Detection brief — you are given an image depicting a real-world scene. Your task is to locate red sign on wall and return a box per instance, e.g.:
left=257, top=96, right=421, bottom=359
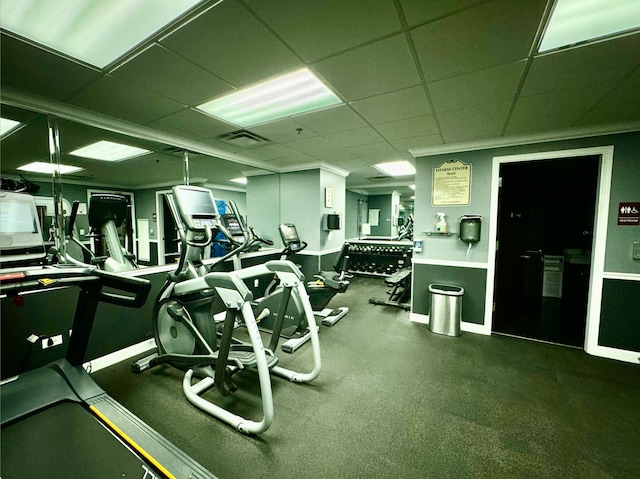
left=618, top=202, right=640, bottom=225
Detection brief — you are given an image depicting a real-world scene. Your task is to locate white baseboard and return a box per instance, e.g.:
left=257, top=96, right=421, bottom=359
left=409, top=312, right=491, bottom=335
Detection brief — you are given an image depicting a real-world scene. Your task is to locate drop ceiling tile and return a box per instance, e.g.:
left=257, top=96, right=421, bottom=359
left=325, top=158, right=371, bottom=170
left=309, top=147, right=357, bottom=163
left=324, top=127, right=385, bottom=148
left=347, top=141, right=399, bottom=161
left=68, top=75, right=184, bottom=124
left=245, top=0, right=401, bottom=62
left=350, top=86, right=431, bottom=124
left=506, top=82, right=614, bottom=135
left=575, top=76, right=640, bottom=128
left=146, top=108, right=234, bottom=139
left=389, top=134, right=443, bottom=152
left=522, top=34, right=640, bottom=97
left=249, top=119, right=319, bottom=143
left=285, top=136, right=337, bottom=155
left=438, top=101, right=511, bottom=143
left=429, top=60, right=526, bottom=113
left=161, top=1, right=301, bottom=87
left=112, top=45, right=231, bottom=106
left=399, top=0, right=485, bottom=27
left=241, top=144, right=299, bottom=161
left=411, top=0, right=546, bottom=82
left=294, top=105, right=367, bottom=135
left=313, top=34, right=421, bottom=101
left=374, top=115, right=439, bottom=140
left=1, top=34, right=102, bottom=100
left=265, top=153, right=317, bottom=167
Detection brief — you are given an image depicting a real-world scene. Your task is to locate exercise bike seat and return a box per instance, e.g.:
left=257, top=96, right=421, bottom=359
left=312, top=271, right=348, bottom=291
left=385, top=269, right=411, bottom=286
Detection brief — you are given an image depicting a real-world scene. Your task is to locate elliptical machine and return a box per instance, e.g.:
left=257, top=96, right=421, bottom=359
left=255, top=223, right=351, bottom=353
left=64, top=194, right=137, bottom=271
left=132, top=185, right=321, bottom=435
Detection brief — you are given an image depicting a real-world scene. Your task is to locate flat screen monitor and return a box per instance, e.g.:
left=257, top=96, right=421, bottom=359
left=0, top=191, right=46, bottom=267
left=172, top=185, right=218, bottom=231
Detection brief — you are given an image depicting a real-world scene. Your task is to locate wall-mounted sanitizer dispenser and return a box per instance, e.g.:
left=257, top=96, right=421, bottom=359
left=324, top=213, right=341, bottom=231
left=459, top=215, right=481, bottom=244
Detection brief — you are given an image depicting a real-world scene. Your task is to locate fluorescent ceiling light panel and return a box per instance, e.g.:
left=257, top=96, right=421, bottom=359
left=231, top=177, right=248, bottom=185
left=69, top=140, right=151, bottom=162
left=197, top=68, right=342, bottom=127
left=0, top=0, right=202, bottom=68
left=374, top=161, right=416, bottom=177
left=0, top=117, right=21, bottom=137
left=18, top=161, right=83, bottom=175
left=539, top=0, right=640, bottom=52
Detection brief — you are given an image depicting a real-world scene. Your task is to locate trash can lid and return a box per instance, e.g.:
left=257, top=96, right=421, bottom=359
left=428, top=283, right=464, bottom=295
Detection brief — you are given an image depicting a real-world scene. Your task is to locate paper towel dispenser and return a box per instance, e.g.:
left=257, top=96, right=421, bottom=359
left=459, top=215, right=481, bottom=244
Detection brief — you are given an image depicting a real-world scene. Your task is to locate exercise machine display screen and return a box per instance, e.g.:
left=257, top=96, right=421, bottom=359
left=221, top=214, right=242, bottom=236
left=279, top=224, right=299, bottom=244
left=0, top=196, right=38, bottom=233
left=172, top=185, right=219, bottom=231
left=0, top=191, right=46, bottom=267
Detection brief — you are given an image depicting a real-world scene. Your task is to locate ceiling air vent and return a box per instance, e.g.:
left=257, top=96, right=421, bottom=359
left=218, top=130, right=269, bottom=148
left=366, top=175, right=391, bottom=182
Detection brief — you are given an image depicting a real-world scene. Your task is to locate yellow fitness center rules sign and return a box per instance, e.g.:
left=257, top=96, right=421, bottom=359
left=432, top=160, right=471, bottom=206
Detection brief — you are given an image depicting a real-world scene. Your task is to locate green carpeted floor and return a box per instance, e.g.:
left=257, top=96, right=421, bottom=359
left=92, top=276, right=640, bottom=479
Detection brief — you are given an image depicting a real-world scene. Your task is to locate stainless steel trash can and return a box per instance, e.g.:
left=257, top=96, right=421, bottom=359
left=428, top=284, right=464, bottom=336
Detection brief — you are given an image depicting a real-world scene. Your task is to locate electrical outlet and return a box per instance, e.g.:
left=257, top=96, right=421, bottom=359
left=633, top=241, right=640, bottom=261
left=254, top=278, right=260, bottom=288
left=42, top=334, right=63, bottom=349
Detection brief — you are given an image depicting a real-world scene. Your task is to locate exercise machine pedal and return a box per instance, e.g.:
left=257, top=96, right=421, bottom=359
left=281, top=326, right=319, bottom=354
left=315, top=306, right=349, bottom=327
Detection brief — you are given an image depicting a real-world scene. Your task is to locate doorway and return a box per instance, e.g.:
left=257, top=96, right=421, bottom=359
left=492, top=156, right=599, bottom=347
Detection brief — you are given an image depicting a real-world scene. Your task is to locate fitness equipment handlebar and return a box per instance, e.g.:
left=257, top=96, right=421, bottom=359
left=0, top=265, right=151, bottom=308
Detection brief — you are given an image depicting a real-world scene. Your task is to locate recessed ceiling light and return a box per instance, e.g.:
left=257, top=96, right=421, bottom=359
left=0, top=0, right=203, bottom=68
left=0, top=117, right=22, bottom=138
left=18, top=161, right=83, bottom=175
left=231, top=177, right=248, bottom=185
left=196, top=68, right=342, bottom=127
left=69, top=140, right=151, bottom=162
left=374, top=161, right=416, bottom=177
left=539, top=0, right=640, bottom=52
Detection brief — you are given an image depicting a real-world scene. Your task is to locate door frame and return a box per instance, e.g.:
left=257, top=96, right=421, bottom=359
left=155, top=189, right=172, bottom=266
left=486, top=146, right=615, bottom=359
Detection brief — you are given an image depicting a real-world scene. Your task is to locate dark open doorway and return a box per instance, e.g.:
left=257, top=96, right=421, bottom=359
left=492, top=156, right=599, bottom=347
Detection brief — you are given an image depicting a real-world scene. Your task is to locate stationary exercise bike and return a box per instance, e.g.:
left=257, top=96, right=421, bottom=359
left=132, top=185, right=321, bottom=434
left=254, top=223, right=351, bottom=353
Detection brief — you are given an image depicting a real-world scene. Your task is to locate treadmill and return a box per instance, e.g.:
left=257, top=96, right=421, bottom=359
left=0, top=193, right=215, bottom=478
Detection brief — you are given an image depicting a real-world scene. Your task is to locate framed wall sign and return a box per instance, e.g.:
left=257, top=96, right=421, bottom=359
left=432, top=159, right=471, bottom=206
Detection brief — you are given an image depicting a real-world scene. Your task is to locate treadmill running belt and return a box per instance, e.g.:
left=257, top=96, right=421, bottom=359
left=1, top=402, right=157, bottom=478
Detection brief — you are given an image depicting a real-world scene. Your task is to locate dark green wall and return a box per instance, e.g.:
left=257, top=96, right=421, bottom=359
left=413, top=264, right=487, bottom=325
